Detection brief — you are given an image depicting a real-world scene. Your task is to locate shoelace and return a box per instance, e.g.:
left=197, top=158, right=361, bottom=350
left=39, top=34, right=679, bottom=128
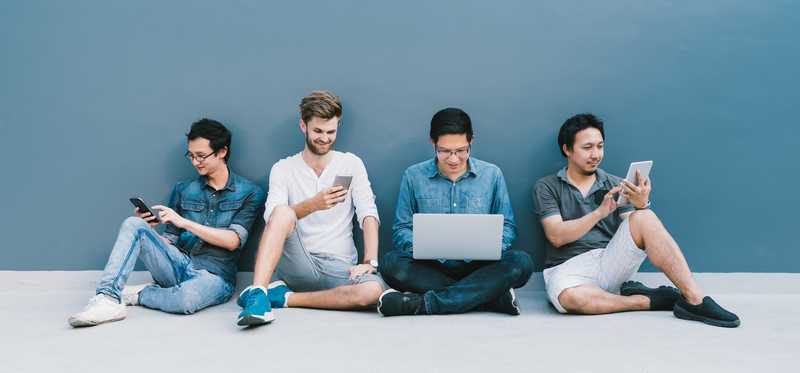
left=245, top=290, right=265, bottom=309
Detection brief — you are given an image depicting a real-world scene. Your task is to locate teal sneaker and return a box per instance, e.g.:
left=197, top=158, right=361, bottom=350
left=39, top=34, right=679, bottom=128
left=268, top=281, right=293, bottom=308
left=236, top=286, right=274, bottom=327
left=236, top=286, right=254, bottom=308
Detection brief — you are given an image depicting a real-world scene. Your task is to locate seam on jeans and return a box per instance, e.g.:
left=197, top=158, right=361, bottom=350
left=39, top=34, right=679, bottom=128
left=112, top=233, right=141, bottom=291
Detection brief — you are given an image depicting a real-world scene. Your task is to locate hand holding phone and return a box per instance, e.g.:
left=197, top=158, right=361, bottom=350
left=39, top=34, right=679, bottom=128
left=333, top=175, right=353, bottom=190
left=130, top=197, right=161, bottom=224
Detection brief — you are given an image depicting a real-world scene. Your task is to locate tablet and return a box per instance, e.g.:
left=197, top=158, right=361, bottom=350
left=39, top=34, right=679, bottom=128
left=617, top=161, right=653, bottom=205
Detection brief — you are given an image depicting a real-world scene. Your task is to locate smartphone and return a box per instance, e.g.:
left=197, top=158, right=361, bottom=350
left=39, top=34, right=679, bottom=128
left=129, top=197, right=161, bottom=222
left=617, top=161, right=653, bottom=205
left=333, top=175, right=353, bottom=191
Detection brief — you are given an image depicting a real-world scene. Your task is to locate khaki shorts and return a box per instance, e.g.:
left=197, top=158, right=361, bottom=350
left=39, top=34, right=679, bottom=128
left=543, top=217, right=647, bottom=313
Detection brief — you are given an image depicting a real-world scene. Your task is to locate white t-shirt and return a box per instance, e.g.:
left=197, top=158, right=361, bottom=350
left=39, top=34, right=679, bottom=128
left=263, top=151, right=380, bottom=262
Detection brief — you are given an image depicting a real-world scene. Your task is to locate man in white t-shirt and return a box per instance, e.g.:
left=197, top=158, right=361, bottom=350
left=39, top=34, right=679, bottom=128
left=236, top=91, right=386, bottom=326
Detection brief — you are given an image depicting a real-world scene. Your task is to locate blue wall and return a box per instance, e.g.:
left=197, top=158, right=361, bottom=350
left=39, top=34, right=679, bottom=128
left=2, top=1, right=798, bottom=272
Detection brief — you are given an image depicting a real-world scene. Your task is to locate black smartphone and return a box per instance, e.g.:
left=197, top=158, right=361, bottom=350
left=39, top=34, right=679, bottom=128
left=129, top=197, right=161, bottom=223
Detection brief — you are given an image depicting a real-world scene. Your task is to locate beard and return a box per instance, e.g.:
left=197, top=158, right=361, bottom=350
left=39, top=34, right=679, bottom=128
left=306, top=134, right=333, bottom=156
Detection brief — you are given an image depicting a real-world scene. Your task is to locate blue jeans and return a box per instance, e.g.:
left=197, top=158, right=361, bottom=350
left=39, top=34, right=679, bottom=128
left=381, top=249, right=534, bottom=315
left=96, top=217, right=234, bottom=314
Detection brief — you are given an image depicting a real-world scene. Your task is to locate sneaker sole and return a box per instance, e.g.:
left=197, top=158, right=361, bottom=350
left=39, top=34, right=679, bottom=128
left=268, top=280, right=287, bottom=290
left=376, top=289, right=399, bottom=317
left=68, top=315, right=126, bottom=328
left=237, top=312, right=275, bottom=327
left=673, top=304, right=741, bottom=328
left=509, top=288, right=521, bottom=316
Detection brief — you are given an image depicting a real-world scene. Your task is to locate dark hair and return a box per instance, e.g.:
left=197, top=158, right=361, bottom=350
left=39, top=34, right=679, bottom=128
left=186, top=118, right=232, bottom=162
left=299, top=91, right=342, bottom=124
left=557, top=113, right=605, bottom=157
left=430, top=108, right=473, bottom=143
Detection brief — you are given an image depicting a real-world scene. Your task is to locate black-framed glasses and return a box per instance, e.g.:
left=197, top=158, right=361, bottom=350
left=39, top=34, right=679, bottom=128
left=435, top=145, right=471, bottom=159
left=185, top=151, right=218, bottom=163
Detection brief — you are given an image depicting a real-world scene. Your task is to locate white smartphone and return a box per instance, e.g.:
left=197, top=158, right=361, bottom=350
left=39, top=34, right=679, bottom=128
left=617, top=161, right=653, bottom=205
left=333, top=175, right=353, bottom=190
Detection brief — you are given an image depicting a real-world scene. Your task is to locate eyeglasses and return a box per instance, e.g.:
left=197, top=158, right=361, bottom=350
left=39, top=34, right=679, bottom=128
left=185, top=151, right=218, bottom=163
left=435, top=145, right=471, bottom=159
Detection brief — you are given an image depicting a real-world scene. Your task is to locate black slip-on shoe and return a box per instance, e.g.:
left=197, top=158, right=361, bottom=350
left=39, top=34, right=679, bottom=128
left=377, top=289, right=424, bottom=317
left=484, top=288, right=521, bottom=316
left=673, top=296, right=741, bottom=328
left=620, top=281, right=681, bottom=311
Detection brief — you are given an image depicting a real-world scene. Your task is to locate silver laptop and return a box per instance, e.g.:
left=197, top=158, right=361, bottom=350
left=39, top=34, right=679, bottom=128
left=412, top=213, right=504, bottom=260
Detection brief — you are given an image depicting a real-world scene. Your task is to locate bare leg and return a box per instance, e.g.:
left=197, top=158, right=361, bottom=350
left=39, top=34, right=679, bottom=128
left=252, top=206, right=296, bottom=288
left=287, top=282, right=383, bottom=310
left=627, top=210, right=704, bottom=304
left=559, top=284, right=649, bottom=314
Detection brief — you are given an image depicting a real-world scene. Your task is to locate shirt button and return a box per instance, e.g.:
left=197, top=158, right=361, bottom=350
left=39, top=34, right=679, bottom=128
left=453, top=203, right=457, bottom=207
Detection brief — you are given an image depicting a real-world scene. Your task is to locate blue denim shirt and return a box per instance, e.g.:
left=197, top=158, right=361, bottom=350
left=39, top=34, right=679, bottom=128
left=392, top=157, right=517, bottom=255
left=162, top=170, right=266, bottom=284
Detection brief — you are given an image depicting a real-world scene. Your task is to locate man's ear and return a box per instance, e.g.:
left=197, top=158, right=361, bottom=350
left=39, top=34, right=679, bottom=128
left=299, top=119, right=307, bottom=135
left=562, top=144, right=572, bottom=157
left=217, top=146, right=228, bottom=161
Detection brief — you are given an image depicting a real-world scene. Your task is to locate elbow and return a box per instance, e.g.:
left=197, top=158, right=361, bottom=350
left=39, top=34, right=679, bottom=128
left=545, top=234, right=563, bottom=248
left=223, top=237, right=241, bottom=251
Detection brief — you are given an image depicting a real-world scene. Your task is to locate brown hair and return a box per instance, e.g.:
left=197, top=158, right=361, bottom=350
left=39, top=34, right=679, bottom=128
left=299, top=90, right=342, bottom=124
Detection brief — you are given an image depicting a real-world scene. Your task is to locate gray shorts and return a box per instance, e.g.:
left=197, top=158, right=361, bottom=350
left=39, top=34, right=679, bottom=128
left=543, top=217, right=647, bottom=313
left=275, top=231, right=388, bottom=292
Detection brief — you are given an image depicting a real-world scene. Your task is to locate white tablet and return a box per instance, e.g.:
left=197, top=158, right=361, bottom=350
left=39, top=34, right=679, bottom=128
left=617, top=160, right=653, bottom=205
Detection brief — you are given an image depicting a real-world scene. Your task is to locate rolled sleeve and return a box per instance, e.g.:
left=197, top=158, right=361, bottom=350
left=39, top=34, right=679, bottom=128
left=227, top=223, right=249, bottom=250
left=391, top=171, right=415, bottom=253
left=533, top=180, right=562, bottom=219
left=491, top=169, right=517, bottom=251
left=229, top=187, right=267, bottom=250
left=263, top=162, right=289, bottom=223
left=351, top=156, right=380, bottom=229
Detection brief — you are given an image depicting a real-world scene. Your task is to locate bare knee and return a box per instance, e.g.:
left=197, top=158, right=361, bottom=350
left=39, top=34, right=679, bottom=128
left=558, top=287, right=592, bottom=314
left=627, top=209, right=659, bottom=248
left=345, top=283, right=382, bottom=307
left=267, top=206, right=297, bottom=233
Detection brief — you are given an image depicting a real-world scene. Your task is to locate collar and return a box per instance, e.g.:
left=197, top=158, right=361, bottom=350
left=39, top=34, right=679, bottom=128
left=200, top=168, right=237, bottom=192
left=557, top=166, right=613, bottom=193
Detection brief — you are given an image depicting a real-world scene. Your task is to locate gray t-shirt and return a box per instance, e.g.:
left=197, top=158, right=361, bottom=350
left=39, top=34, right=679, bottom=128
left=532, top=167, right=634, bottom=268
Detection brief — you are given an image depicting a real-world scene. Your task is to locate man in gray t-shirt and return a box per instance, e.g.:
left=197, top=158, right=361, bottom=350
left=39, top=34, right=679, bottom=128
left=532, top=113, right=739, bottom=328
left=534, top=167, right=634, bottom=269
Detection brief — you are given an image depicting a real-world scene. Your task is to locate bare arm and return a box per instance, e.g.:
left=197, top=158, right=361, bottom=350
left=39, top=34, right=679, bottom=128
left=361, top=216, right=379, bottom=262
left=540, top=186, right=621, bottom=248
left=291, top=186, right=347, bottom=220
left=152, top=205, right=241, bottom=251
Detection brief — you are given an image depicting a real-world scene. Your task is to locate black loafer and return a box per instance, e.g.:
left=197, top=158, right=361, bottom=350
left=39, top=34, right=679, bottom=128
left=620, top=281, right=681, bottom=311
left=673, top=296, right=741, bottom=328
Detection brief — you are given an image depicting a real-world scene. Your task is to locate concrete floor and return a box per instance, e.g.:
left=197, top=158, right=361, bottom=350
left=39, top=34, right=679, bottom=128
left=1, top=271, right=797, bottom=373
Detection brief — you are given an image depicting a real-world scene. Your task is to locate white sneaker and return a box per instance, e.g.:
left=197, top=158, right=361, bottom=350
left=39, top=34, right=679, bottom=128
left=122, top=283, right=153, bottom=306
left=68, top=294, right=127, bottom=327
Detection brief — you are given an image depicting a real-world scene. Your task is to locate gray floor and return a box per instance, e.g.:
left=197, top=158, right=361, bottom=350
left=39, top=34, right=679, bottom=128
left=2, top=271, right=798, bottom=373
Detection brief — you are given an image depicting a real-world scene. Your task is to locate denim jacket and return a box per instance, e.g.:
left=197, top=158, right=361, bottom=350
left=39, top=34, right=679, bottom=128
left=163, top=170, right=266, bottom=284
left=392, top=157, right=517, bottom=254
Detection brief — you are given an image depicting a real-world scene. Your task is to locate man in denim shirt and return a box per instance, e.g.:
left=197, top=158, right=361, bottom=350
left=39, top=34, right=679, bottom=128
left=69, top=119, right=266, bottom=327
left=378, top=108, right=533, bottom=316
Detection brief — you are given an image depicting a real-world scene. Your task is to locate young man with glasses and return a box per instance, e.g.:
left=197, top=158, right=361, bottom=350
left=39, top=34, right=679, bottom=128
left=236, top=91, right=386, bottom=326
left=68, top=119, right=266, bottom=327
left=377, top=108, right=534, bottom=316
left=533, top=113, right=739, bottom=327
